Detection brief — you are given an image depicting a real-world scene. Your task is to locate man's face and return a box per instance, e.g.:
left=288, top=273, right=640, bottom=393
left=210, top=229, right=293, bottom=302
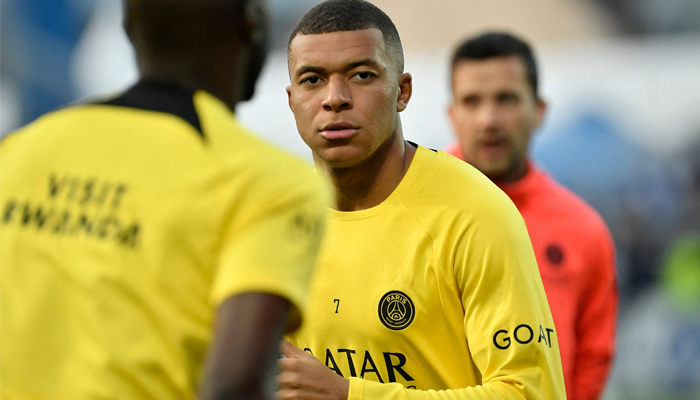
left=448, top=55, right=545, bottom=181
left=287, top=28, right=410, bottom=169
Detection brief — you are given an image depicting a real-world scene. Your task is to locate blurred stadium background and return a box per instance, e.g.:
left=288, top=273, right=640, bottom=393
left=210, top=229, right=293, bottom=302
left=2, top=0, right=699, bottom=398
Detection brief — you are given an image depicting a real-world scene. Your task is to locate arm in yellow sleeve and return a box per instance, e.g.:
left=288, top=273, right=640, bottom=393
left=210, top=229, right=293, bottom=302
left=347, top=194, right=566, bottom=400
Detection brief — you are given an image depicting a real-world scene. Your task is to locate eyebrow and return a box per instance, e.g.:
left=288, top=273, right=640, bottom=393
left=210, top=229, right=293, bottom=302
left=294, top=59, right=381, bottom=78
left=295, top=65, right=326, bottom=78
left=345, top=59, right=380, bottom=71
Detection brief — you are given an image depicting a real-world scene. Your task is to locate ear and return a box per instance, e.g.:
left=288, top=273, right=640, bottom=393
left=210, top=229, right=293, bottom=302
left=242, top=0, right=269, bottom=44
left=535, top=97, right=547, bottom=128
left=396, top=73, right=412, bottom=112
left=122, top=2, right=134, bottom=44
left=286, top=86, right=294, bottom=112
left=447, top=103, right=457, bottom=130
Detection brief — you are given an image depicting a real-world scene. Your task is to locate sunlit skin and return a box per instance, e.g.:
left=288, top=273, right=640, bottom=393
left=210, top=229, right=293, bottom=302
left=287, top=28, right=414, bottom=211
left=448, top=55, right=546, bottom=182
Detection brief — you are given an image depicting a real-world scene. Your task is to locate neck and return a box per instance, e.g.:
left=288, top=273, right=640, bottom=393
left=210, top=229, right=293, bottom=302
left=489, top=159, right=529, bottom=185
left=137, top=49, right=243, bottom=112
left=318, top=120, right=417, bottom=212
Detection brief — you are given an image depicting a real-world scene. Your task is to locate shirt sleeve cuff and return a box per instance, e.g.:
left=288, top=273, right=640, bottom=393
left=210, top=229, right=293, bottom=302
left=348, top=377, right=365, bottom=400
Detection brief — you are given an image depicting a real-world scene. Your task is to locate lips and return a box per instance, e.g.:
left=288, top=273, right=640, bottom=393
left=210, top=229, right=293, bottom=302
left=478, top=133, right=509, bottom=147
left=478, top=137, right=509, bottom=159
left=320, top=122, right=359, bottom=140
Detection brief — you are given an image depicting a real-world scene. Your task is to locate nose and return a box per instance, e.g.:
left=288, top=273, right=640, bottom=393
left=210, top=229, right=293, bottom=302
left=476, top=102, right=499, bottom=131
left=322, top=76, right=352, bottom=112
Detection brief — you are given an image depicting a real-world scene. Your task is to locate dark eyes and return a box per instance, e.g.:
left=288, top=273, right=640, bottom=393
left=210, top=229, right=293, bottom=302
left=461, top=93, right=520, bottom=107
left=299, top=71, right=375, bottom=86
left=301, top=76, right=320, bottom=85
left=460, top=92, right=520, bottom=108
left=461, top=96, right=479, bottom=107
left=498, top=93, right=519, bottom=104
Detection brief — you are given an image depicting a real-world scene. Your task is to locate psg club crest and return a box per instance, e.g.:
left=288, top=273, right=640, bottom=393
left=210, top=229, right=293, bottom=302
left=546, top=243, right=565, bottom=267
left=378, top=291, right=415, bottom=331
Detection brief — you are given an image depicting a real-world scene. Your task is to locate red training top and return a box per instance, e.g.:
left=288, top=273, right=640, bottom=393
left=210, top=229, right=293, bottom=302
left=446, top=143, right=618, bottom=400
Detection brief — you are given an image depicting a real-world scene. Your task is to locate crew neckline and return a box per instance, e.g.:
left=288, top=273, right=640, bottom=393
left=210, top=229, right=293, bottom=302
left=328, top=145, right=436, bottom=221
left=496, top=162, right=544, bottom=200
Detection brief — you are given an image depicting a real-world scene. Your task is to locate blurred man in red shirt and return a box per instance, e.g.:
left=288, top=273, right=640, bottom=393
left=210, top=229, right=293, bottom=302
left=446, top=32, right=618, bottom=400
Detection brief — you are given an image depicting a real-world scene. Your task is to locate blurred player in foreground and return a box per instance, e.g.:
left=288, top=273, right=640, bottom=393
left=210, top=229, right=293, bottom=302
left=0, top=0, right=328, bottom=399
left=277, top=1, right=566, bottom=398
left=446, top=32, right=618, bottom=400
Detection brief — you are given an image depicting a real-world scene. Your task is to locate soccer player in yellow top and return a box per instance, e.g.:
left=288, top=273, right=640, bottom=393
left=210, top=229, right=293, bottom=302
left=0, top=1, right=327, bottom=399
left=277, top=1, right=566, bottom=399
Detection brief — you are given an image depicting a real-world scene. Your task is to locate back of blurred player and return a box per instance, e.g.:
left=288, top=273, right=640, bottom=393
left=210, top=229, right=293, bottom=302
left=0, top=1, right=327, bottom=399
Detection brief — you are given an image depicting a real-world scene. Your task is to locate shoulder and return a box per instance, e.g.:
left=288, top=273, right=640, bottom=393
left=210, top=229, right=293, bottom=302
left=537, top=171, right=612, bottom=243
left=402, top=148, right=525, bottom=242
left=201, top=114, right=324, bottom=212
left=410, top=148, right=517, bottom=215
left=1, top=104, right=95, bottom=150
left=215, top=127, right=316, bottom=196
left=239, top=140, right=321, bottom=201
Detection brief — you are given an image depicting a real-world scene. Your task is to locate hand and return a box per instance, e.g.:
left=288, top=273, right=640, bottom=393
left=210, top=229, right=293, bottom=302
left=278, top=340, right=350, bottom=400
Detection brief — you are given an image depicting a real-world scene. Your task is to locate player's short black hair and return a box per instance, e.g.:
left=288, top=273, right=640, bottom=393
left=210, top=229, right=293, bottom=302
left=452, top=32, right=539, bottom=98
left=288, top=0, right=404, bottom=73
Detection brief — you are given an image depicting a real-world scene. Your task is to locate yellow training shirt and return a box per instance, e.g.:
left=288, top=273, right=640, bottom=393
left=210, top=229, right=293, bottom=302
left=1, top=80, right=327, bottom=400
left=287, top=145, right=566, bottom=399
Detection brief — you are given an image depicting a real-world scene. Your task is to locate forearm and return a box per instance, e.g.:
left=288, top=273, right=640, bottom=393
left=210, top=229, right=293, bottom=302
left=201, top=294, right=289, bottom=400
